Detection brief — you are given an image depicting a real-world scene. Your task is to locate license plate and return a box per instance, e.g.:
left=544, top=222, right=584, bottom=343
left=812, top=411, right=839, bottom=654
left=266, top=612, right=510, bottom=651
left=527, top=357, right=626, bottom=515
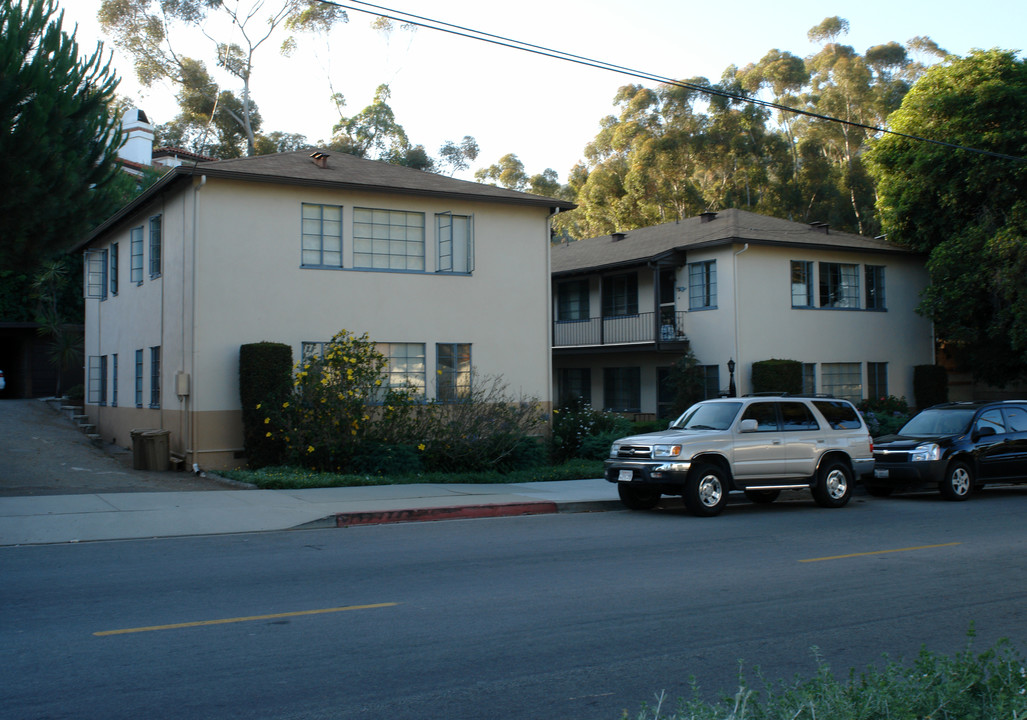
left=874, top=469, right=889, bottom=479
left=618, top=469, right=634, bottom=482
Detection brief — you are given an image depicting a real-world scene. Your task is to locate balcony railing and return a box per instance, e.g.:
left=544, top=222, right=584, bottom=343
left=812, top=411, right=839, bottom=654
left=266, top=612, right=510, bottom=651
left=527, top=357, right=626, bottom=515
left=553, top=311, right=688, bottom=348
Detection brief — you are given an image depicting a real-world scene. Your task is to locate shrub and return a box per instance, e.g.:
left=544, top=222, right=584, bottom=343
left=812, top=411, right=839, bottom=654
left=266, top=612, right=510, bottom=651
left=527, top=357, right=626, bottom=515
left=752, top=359, right=803, bottom=395
left=239, top=342, right=292, bottom=468
left=859, top=395, right=911, bottom=437
left=551, top=398, right=631, bottom=462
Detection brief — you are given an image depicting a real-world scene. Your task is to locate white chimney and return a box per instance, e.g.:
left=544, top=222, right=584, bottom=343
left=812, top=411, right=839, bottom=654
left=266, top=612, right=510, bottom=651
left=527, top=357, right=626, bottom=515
left=119, top=108, right=154, bottom=166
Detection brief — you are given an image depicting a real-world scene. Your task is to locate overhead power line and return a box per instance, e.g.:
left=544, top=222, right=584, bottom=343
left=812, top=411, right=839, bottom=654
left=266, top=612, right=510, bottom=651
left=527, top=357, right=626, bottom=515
left=320, top=0, right=1026, bottom=164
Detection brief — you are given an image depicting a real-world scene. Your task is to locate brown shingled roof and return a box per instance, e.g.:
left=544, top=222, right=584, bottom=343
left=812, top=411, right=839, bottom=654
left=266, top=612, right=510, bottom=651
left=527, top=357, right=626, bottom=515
left=551, top=208, right=918, bottom=276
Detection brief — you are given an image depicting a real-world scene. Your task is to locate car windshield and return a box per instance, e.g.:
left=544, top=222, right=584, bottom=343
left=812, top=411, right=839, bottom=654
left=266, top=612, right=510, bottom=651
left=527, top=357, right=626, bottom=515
left=899, top=408, right=975, bottom=437
left=670, top=402, right=742, bottom=431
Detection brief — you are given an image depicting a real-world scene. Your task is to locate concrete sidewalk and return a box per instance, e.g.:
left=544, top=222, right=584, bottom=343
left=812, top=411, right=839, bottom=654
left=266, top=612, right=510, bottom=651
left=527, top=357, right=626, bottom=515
left=0, top=479, right=621, bottom=546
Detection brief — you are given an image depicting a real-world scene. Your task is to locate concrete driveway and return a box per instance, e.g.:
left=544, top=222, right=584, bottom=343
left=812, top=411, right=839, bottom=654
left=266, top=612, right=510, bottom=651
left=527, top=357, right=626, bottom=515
left=0, top=399, right=243, bottom=496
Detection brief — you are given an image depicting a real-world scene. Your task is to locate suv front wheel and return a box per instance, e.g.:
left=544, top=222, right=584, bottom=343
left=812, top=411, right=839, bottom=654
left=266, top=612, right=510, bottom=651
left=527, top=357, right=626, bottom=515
left=684, top=464, right=729, bottom=517
left=939, top=460, right=973, bottom=501
left=812, top=461, right=853, bottom=508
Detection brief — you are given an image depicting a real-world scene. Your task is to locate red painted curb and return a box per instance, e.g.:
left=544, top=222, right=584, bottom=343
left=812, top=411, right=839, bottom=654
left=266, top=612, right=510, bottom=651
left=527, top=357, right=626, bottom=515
left=333, top=501, right=559, bottom=527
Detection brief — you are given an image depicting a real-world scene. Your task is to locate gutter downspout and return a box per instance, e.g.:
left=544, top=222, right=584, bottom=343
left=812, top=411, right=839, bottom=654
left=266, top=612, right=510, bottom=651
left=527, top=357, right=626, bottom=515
left=732, top=243, right=750, bottom=394
left=546, top=207, right=560, bottom=414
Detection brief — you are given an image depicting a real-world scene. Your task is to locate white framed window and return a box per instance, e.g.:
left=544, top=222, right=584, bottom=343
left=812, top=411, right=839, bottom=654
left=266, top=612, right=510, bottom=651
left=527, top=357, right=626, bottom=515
left=436, top=343, right=471, bottom=402
left=822, top=362, right=862, bottom=403
left=353, top=208, right=425, bottom=271
left=688, top=260, right=717, bottom=310
left=87, top=355, right=106, bottom=404
left=436, top=213, right=473, bottom=273
left=149, top=215, right=162, bottom=278
left=819, top=263, right=860, bottom=309
left=130, top=227, right=144, bottom=284
left=378, top=342, right=426, bottom=398
left=301, top=203, right=343, bottom=268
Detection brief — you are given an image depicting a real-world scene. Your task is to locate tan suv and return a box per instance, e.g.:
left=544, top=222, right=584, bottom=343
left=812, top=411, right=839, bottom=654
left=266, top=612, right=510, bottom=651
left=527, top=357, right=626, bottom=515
left=605, top=395, right=874, bottom=516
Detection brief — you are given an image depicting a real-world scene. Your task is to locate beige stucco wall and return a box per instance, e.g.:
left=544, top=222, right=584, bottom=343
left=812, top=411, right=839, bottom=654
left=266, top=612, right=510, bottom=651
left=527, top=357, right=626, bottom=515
left=85, top=175, right=554, bottom=468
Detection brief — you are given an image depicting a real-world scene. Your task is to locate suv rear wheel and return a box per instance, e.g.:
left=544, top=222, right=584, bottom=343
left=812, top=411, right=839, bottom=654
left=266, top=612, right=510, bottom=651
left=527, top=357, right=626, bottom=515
left=812, top=461, right=853, bottom=508
left=618, top=484, right=660, bottom=510
left=684, top=464, right=729, bottom=517
left=939, top=460, right=973, bottom=501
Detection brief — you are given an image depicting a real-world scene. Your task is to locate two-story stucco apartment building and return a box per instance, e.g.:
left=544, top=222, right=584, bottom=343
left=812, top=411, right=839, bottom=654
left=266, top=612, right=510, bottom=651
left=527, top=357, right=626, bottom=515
left=551, top=209, right=934, bottom=418
left=75, top=149, right=574, bottom=470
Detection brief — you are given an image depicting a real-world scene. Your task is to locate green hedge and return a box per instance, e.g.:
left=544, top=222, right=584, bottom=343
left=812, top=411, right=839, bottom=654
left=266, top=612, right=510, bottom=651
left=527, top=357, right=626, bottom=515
left=239, top=342, right=293, bottom=468
left=751, top=359, right=803, bottom=395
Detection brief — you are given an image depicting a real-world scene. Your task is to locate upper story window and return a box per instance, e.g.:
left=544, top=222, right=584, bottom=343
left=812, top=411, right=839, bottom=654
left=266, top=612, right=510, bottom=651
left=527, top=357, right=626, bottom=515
left=84, top=248, right=108, bottom=300
left=436, top=213, right=473, bottom=273
left=819, top=262, right=860, bottom=309
left=110, top=243, right=119, bottom=296
left=301, top=203, right=343, bottom=268
left=865, top=265, right=886, bottom=310
left=354, top=208, right=425, bottom=271
left=148, top=215, right=162, bottom=278
left=602, top=273, right=638, bottom=317
left=791, top=260, right=813, bottom=307
left=130, top=226, right=144, bottom=284
left=688, top=260, right=717, bottom=310
left=557, top=280, right=590, bottom=321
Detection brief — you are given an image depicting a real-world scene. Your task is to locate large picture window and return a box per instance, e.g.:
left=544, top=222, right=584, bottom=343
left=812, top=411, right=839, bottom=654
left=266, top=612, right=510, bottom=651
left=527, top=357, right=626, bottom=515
left=602, top=274, right=638, bottom=317
left=436, top=213, right=472, bottom=273
left=436, top=343, right=471, bottom=402
left=558, top=368, right=591, bottom=407
left=378, top=342, right=426, bottom=398
left=301, top=203, right=343, bottom=268
left=822, top=362, right=862, bottom=403
left=819, top=263, right=860, bottom=308
left=688, top=260, right=717, bottom=309
left=354, top=208, right=425, bottom=271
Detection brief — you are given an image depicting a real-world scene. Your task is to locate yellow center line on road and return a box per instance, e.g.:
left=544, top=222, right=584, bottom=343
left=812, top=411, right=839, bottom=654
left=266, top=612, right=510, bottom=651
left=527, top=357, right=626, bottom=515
left=800, top=542, right=961, bottom=563
left=94, top=602, right=400, bottom=637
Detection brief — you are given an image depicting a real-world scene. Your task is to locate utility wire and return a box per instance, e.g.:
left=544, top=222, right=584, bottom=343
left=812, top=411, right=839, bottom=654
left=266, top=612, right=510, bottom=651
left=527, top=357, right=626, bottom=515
left=322, top=0, right=1026, bottom=164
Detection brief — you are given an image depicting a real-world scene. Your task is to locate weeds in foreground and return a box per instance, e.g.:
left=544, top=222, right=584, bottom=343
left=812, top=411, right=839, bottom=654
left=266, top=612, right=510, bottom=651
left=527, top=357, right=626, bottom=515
left=625, top=634, right=1027, bottom=720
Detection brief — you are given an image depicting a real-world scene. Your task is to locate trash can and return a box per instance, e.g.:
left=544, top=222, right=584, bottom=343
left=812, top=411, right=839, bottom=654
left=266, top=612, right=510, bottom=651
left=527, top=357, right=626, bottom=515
left=130, top=428, right=169, bottom=471
left=143, top=429, right=171, bottom=472
left=130, top=428, right=152, bottom=470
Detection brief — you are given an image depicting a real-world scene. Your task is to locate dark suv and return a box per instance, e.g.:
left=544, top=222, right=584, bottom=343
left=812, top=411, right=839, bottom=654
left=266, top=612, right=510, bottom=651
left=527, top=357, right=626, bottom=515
left=869, top=401, right=1027, bottom=500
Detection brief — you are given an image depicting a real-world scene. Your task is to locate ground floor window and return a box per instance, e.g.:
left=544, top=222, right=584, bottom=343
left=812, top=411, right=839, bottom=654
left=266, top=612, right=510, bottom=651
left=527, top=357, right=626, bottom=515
left=135, top=349, right=143, bottom=407
left=867, top=362, right=888, bottom=401
left=436, top=343, right=471, bottom=402
left=603, top=367, right=640, bottom=413
left=87, top=355, right=107, bottom=405
left=149, top=346, right=161, bottom=408
left=702, top=365, right=721, bottom=399
left=558, top=368, right=591, bottom=407
left=803, top=364, right=817, bottom=395
left=822, top=362, right=862, bottom=403
left=378, top=342, right=426, bottom=398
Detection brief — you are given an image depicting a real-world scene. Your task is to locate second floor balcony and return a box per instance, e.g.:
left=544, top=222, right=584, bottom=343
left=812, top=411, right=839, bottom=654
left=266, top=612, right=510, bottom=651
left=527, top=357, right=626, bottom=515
left=553, top=310, right=688, bottom=350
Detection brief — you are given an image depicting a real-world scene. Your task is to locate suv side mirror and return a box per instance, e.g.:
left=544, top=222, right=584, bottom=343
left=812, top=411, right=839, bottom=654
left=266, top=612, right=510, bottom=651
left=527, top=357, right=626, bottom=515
left=739, top=419, right=758, bottom=433
left=974, top=425, right=997, bottom=440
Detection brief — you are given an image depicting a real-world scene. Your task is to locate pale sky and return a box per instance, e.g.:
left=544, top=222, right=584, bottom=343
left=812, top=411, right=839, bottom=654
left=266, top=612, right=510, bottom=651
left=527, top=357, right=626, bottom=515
left=57, top=0, right=1026, bottom=182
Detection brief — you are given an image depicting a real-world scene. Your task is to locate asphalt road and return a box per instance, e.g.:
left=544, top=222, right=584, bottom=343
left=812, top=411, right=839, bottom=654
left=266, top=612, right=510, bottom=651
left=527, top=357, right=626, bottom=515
left=3, top=488, right=1026, bottom=719
left=0, top=399, right=241, bottom=495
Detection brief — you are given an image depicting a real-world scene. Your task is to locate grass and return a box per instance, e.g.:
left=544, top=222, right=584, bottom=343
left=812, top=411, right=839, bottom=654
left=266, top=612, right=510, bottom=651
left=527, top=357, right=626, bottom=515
left=626, top=634, right=1026, bottom=720
left=218, top=458, right=606, bottom=489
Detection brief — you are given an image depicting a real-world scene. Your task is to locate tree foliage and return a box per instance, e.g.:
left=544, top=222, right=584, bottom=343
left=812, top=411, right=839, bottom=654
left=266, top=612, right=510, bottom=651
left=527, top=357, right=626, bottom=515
left=866, top=49, right=1027, bottom=385
left=0, top=0, right=125, bottom=280
left=97, top=0, right=346, bottom=156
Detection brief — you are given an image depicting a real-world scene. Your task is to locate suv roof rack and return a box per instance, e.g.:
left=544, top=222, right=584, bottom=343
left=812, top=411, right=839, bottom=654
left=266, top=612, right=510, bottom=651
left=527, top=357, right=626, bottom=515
left=742, top=392, right=838, bottom=399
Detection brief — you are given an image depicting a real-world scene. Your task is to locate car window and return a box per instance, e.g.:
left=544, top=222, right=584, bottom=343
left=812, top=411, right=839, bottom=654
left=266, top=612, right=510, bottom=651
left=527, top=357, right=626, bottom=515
left=781, top=402, right=819, bottom=431
left=812, top=400, right=861, bottom=430
left=900, top=408, right=974, bottom=436
left=1004, top=406, right=1027, bottom=433
left=976, top=409, right=1006, bottom=435
left=671, top=402, right=742, bottom=431
left=741, top=402, right=780, bottom=431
